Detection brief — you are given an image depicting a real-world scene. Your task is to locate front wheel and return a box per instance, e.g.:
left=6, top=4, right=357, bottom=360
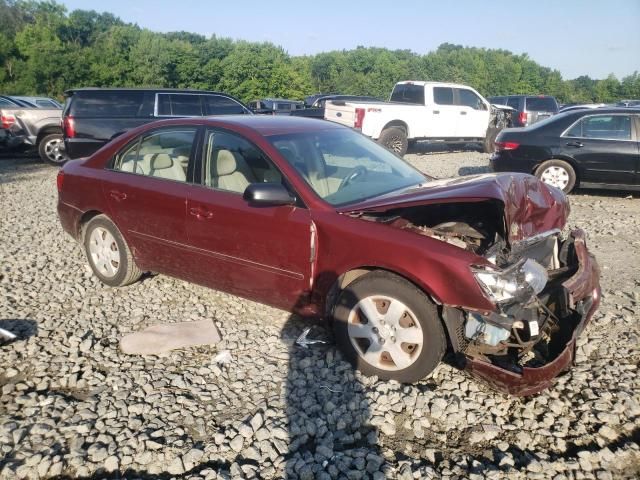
left=535, top=159, right=576, bottom=193
left=378, top=127, right=408, bottom=156
left=332, top=271, right=446, bottom=383
left=83, top=215, right=142, bottom=287
left=38, top=133, right=68, bottom=166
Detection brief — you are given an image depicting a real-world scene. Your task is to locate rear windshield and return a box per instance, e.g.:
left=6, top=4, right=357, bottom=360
left=390, top=84, right=425, bottom=105
left=69, top=91, right=146, bottom=117
left=525, top=97, right=558, bottom=112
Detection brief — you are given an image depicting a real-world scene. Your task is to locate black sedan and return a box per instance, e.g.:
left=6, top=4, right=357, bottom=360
left=491, top=108, right=640, bottom=193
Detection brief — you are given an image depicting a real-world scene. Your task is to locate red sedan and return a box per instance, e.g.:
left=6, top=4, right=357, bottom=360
left=57, top=116, right=600, bottom=395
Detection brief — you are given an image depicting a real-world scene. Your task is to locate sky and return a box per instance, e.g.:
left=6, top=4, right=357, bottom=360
left=59, top=0, right=640, bottom=80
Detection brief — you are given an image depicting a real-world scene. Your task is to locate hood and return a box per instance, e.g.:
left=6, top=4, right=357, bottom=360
left=339, top=173, right=569, bottom=243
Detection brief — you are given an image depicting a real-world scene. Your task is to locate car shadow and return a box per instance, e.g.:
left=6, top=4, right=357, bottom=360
left=408, top=142, right=482, bottom=156
left=0, top=318, right=38, bottom=343
left=458, top=165, right=492, bottom=176
left=282, top=279, right=385, bottom=478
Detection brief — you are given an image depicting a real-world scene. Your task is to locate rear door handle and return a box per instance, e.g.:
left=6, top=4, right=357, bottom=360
left=189, top=207, right=214, bottom=220
left=109, top=190, right=127, bottom=201
left=433, top=110, right=440, bottom=114
left=460, top=111, right=467, bottom=115
left=566, top=141, right=584, bottom=148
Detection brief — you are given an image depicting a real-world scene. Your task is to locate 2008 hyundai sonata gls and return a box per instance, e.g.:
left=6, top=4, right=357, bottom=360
left=57, top=116, right=600, bottom=395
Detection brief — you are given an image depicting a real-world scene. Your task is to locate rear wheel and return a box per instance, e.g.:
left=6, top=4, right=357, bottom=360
left=378, top=127, right=408, bottom=156
left=38, top=133, right=68, bottom=166
left=83, top=215, right=142, bottom=287
left=332, top=270, right=446, bottom=383
left=535, top=159, right=576, bottom=193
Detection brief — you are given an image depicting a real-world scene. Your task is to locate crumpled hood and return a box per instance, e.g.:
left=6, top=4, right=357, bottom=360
left=340, top=173, right=569, bottom=243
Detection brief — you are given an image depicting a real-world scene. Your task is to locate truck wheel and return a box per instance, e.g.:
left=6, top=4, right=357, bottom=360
left=535, top=159, right=576, bottom=193
left=332, top=270, right=446, bottom=383
left=39, top=133, right=68, bottom=166
left=378, top=127, right=408, bottom=156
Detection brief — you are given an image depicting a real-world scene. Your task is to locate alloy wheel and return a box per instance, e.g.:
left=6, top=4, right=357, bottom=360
left=347, top=295, right=423, bottom=371
left=44, top=138, right=67, bottom=164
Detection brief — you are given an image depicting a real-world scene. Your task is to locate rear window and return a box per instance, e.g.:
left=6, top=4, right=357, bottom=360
left=69, top=91, right=145, bottom=117
left=157, top=94, right=203, bottom=116
left=390, top=84, right=425, bottom=105
left=525, top=97, right=558, bottom=112
left=204, top=95, right=247, bottom=115
left=433, top=87, right=454, bottom=106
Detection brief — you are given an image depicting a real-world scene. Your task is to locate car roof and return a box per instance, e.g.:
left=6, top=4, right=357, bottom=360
left=64, top=87, right=234, bottom=96
left=147, top=115, right=344, bottom=136
left=395, top=81, right=475, bottom=89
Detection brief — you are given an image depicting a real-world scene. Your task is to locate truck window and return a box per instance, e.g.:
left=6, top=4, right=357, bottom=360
left=70, top=91, right=145, bottom=117
left=506, top=98, right=520, bottom=110
left=157, top=94, right=203, bottom=116
left=525, top=97, right=558, bottom=112
left=390, top=84, right=425, bottom=105
left=204, top=95, right=247, bottom=115
left=433, top=87, right=454, bottom=105
left=456, top=89, right=484, bottom=109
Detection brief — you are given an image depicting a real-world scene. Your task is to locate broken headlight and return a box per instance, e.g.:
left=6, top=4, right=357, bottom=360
left=472, top=258, right=548, bottom=304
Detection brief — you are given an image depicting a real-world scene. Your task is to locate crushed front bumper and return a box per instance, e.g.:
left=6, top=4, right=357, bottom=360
left=464, top=229, right=600, bottom=396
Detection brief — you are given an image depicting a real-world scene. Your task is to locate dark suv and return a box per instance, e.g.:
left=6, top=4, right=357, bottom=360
left=488, top=95, right=559, bottom=127
left=62, top=88, right=250, bottom=159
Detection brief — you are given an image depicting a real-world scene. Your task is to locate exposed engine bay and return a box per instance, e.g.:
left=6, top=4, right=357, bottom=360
left=352, top=200, right=593, bottom=376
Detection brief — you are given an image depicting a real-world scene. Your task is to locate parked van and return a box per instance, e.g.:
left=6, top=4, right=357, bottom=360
left=62, top=88, right=251, bottom=159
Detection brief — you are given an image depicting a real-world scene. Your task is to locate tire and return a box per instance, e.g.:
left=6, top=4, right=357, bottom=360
left=535, top=159, right=576, bottom=193
left=83, top=215, right=142, bottom=287
left=378, top=127, right=408, bottom=156
left=38, top=133, right=68, bottom=166
left=332, top=270, right=446, bottom=383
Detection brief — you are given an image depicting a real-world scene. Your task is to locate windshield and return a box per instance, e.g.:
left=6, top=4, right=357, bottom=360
left=268, top=128, right=426, bottom=206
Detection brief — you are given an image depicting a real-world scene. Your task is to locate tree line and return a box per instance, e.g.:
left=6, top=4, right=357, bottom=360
left=1, top=0, right=639, bottom=105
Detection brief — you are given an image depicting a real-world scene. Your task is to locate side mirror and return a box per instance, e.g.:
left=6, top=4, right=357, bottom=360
left=243, top=183, right=296, bottom=207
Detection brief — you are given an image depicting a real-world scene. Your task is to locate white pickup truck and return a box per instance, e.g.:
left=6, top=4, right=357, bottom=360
left=325, top=81, right=512, bottom=156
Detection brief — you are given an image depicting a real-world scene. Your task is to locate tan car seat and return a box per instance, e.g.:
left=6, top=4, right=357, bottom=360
left=211, top=149, right=256, bottom=192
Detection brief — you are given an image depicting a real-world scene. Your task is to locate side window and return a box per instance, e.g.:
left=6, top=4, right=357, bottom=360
left=457, top=89, right=484, bottom=110
left=156, top=94, right=203, bottom=116
left=114, top=128, right=196, bottom=182
left=204, top=95, right=247, bottom=115
left=565, top=119, right=583, bottom=137
left=581, top=115, right=632, bottom=140
left=203, top=130, right=282, bottom=193
left=433, top=87, right=454, bottom=105
left=506, top=98, right=520, bottom=110
left=70, top=91, right=145, bottom=117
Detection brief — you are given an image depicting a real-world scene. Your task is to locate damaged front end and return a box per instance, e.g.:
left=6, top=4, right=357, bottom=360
left=349, top=185, right=600, bottom=395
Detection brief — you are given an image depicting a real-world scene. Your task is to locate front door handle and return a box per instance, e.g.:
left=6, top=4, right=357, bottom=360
left=189, top=207, right=214, bottom=220
left=109, top=190, right=127, bottom=201
left=566, top=141, right=584, bottom=148
left=433, top=110, right=440, bottom=114
left=460, top=111, right=467, bottom=115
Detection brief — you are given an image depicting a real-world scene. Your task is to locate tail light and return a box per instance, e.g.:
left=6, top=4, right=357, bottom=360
left=354, top=108, right=365, bottom=129
left=56, top=170, right=64, bottom=192
left=1, top=114, right=16, bottom=129
left=63, top=115, right=76, bottom=138
left=518, top=111, right=528, bottom=126
left=494, top=141, right=520, bottom=151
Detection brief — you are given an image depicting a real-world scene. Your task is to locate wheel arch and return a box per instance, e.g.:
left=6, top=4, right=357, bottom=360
left=323, top=265, right=452, bottom=347
left=36, top=126, right=63, bottom=146
left=76, top=209, right=105, bottom=240
left=381, top=120, right=409, bottom=138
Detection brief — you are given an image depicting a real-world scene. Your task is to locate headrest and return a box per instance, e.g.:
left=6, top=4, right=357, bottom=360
left=150, top=153, right=172, bottom=170
left=214, top=150, right=237, bottom=176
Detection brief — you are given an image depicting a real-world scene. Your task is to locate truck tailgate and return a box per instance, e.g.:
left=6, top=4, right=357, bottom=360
left=324, top=102, right=357, bottom=127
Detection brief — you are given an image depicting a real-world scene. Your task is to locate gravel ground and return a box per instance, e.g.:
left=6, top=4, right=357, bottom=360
left=1, top=147, right=639, bottom=479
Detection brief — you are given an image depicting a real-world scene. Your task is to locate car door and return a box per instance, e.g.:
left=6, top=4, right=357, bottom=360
left=185, top=128, right=312, bottom=310
left=562, top=113, right=638, bottom=185
left=455, top=88, right=490, bottom=138
left=428, top=87, right=459, bottom=138
left=101, top=126, right=198, bottom=276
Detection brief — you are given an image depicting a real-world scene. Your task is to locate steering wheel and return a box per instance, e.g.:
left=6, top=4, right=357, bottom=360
left=338, top=165, right=367, bottom=190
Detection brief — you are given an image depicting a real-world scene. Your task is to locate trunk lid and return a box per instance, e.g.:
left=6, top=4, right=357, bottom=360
left=339, top=173, right=569, bottom=243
